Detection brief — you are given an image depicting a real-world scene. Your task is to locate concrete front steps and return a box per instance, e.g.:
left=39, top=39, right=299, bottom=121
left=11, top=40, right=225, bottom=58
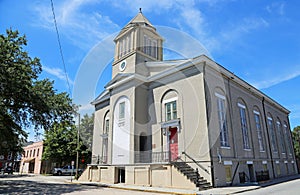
left=172, top=161, right=211, bottom=190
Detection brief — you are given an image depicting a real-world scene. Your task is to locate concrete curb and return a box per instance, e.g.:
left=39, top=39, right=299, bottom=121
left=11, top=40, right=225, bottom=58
left=66, top=174, right=300, bottom=195
left=69, top=181, right=198, bottom=195
left=230, top=186, right=261, bottom=194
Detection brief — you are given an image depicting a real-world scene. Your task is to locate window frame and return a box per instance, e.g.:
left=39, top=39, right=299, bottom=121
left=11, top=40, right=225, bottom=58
left=104, top=118, right=109, bottom=134
left=165, top=100, right=177, bottom=121
left=215, top=93, right=230, bottom=147
left=253, top=111, right=265, bottom=152
left=238, top=103, right=251, bottom=150
left=283, top=123, right=293, bottom=156
left=119, top=102, right=125, bottom=120
left=268, top=116, right=278, bottom=152
left=276, top=120, right=286, bottom=154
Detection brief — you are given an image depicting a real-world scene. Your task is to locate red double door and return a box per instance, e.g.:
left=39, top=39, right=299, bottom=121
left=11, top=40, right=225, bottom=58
left=169, top=127, right=178, bottom=161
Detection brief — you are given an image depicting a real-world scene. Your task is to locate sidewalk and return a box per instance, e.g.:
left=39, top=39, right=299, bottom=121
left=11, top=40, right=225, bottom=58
left=73, top=174, right=300, bottom=195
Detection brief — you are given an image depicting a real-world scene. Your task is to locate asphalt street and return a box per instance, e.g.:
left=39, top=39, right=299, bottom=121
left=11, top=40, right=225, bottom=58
left=1, top=173, right=300, bottom=195
left=0, top=174, right=168, bottom=195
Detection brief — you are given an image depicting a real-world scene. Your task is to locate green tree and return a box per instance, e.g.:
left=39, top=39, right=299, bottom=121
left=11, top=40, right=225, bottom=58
left=292, top=126, right=300, bottom=160
left=42, top=113, right=94, bottom=166
left=0, top=29, right=75, bottom=156
left=42, top=121, right=77, bottom=166
left=78, top=113, right=94, bottom=164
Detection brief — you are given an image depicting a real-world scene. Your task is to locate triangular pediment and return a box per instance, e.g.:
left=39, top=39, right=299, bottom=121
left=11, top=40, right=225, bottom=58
left=104, top=73, right=134, bottom=88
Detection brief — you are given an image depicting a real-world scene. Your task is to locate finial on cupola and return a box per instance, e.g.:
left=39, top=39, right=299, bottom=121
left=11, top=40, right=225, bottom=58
left=139, top=8, right=142, bottom=13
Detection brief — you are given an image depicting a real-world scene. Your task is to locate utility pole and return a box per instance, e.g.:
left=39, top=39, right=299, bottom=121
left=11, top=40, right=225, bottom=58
left=75, top=113, right=80, bottom=179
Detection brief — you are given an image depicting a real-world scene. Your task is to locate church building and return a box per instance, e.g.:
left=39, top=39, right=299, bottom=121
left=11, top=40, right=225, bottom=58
left=79, top=11, right=298, bottom=189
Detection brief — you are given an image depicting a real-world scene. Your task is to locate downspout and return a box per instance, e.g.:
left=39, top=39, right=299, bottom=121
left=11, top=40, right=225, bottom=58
left=262, top=97, right=276, bottom=178
left=227, top=76, right=238, bottom=159
left=217, top=148, right=222, bottom=163
left=203, top=62, right=215, bottom=187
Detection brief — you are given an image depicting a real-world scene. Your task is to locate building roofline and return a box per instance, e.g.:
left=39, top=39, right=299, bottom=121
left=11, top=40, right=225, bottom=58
left=92, top=53, right=290, bottom=114
left=202, top=56, right=290, bottom=114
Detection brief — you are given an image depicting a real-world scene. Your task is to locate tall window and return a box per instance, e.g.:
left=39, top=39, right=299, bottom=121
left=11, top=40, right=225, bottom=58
left=122, top=39, right=125, bottom=57
left=165, top=101, right=177, bottom=121
left=143, top=35, right=158, bottom=59
left=143, top=35, right=147, bottom=54
left=254, top=111, right=264, bottom=151
left=119, top=102, right=125, bottom=119
left=152, top=40, right=158, bottom=58
left=238, top=103, right=250, bottom=149
left=268, top=117, right=278, bottom=152
left=104, top=119, right=109, bottom=134
left=119, top=41, right=123, bottom=58
left=216, top=93, right=229, bottom=147
left=102, top=116, right=109, bottom=164
left=284, top=123, right=293, bottom=155
left=118, top=34, right=131, bottom=59
left=277, top=121, right=286, bottom=154
left=127, top=36, right=131, bottom=53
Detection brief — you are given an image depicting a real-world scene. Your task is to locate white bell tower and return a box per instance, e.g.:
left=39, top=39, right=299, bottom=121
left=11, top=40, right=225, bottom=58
left=112, top=9, right=163, bottom=78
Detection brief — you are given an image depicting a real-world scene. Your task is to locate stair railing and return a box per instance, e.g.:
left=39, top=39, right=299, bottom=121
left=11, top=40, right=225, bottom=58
left=182, top=151, right=209, bottom=174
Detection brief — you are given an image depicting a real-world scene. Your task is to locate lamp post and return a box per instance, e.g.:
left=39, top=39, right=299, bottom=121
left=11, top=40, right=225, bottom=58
left=75, top=113, right=80, bottom=179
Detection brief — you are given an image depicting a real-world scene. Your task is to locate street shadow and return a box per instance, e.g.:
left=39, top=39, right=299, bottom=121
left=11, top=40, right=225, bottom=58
left=0, top=174, right=34, bottom=179
left=0, top=179, right=101, bottom=195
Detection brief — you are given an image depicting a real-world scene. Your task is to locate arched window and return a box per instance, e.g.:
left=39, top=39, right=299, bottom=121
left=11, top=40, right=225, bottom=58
left=161, top=90, right=178, bottom=122
left=103, top=112, right=110, bottom=135
left=253, top=107, right=264, bottom=151
left=276, top=119, right=286, bottom=154
left=238, top=99, right=250, bottom=149
left=267, top=114, right=278, bottom=152
left=283, top=122, right=293, bottom=155
left=215, top=91, right=229, bottom=147
left=102, top=111, right=110, bottom=164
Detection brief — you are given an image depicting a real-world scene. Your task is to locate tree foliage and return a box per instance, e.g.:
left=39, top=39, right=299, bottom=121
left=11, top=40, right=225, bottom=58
left=42, top=121, right=77, bottom=166
left=42, top=113, right=94, bottom=166
left=79, top=114, right=94, bottom=152
left=78, top=113, right=94, bottom=164
left=292, top=126, right=300, bottom=160
left=0, top=29, right=75, bottom=155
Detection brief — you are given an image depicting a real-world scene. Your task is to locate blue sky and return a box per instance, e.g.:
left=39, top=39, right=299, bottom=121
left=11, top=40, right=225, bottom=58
left=1, top=0, right=300, bottom=140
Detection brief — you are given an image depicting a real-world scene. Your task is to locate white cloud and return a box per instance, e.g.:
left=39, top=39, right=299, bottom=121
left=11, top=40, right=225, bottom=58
left=79, top=103, right=94, bottom=112
left=32, top=0, right=119, bottom=50
left=266, top=2, right=286, bottom=15
left=43, top=65, right=74, bottom=85
left=251, top=69, right=300, bottom=89
left=177, top=2, right=204, bottom=34
left=220, top=17, right=269, bottom=43
left=288, top=105, right=300, bottom=128
left=110, top=0, right=174, bottom=14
